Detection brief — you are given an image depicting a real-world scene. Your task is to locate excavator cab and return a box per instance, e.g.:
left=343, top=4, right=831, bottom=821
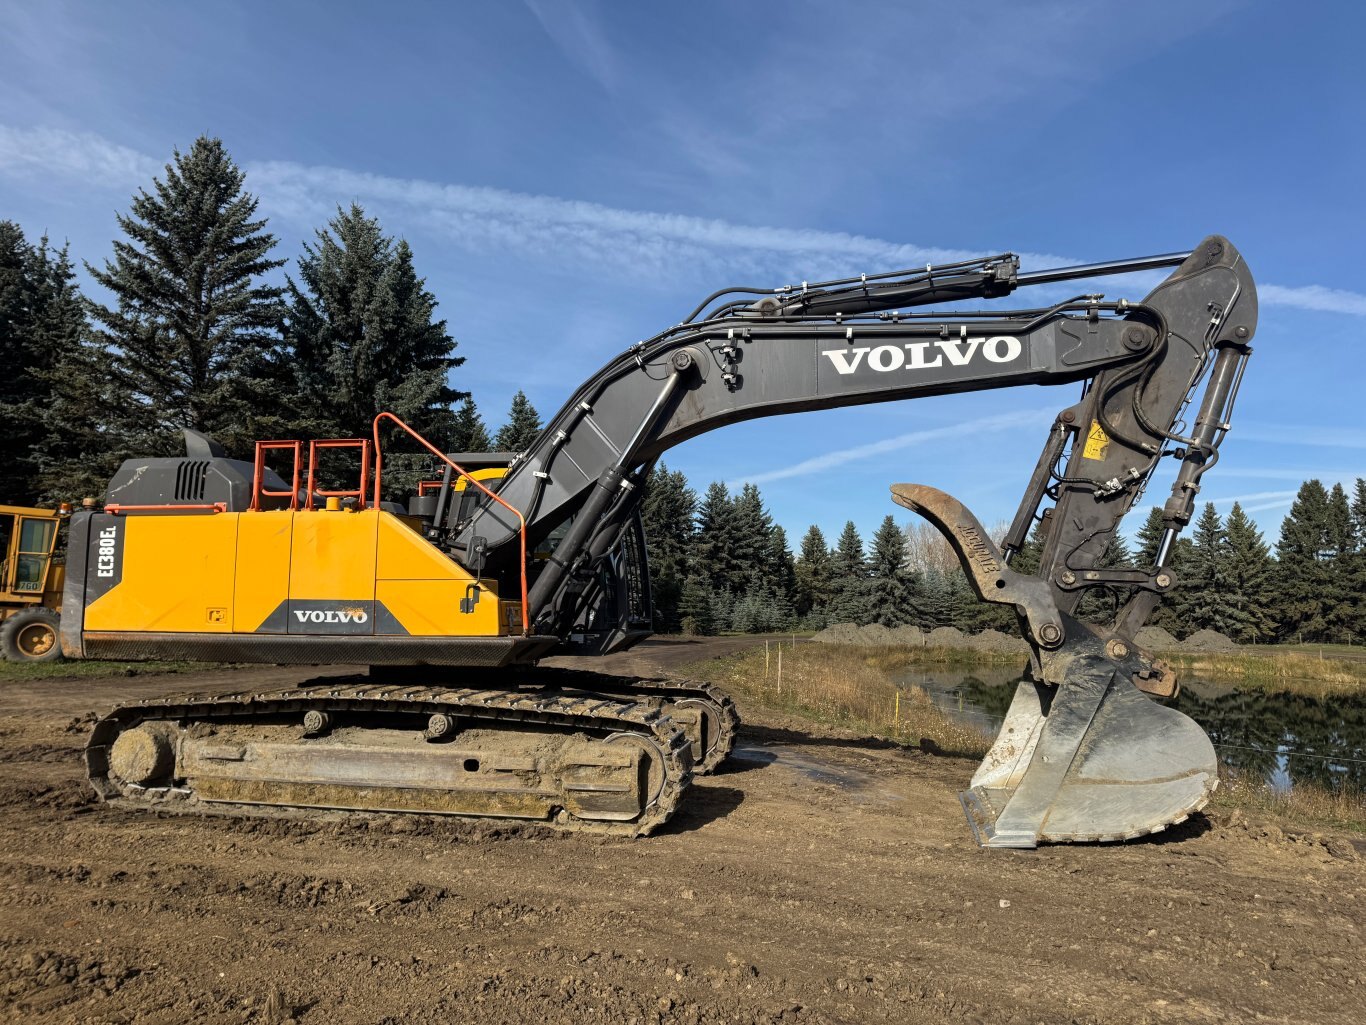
left=0, top=504, right=68, bottom=662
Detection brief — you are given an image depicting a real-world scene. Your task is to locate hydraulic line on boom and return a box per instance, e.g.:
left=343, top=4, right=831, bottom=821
left=69, top=236, right=1256, bottom=848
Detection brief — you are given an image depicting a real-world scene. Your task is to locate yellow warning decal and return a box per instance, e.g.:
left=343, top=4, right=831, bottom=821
left=1082, top=420, right=1110, bottom=461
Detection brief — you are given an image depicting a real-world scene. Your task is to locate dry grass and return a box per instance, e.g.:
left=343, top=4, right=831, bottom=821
left=1212, top=768, right=1366, bottom=835
left=687, top=642, right=994, bottom=758
left=844, top=640, right=1366, bottom=697
left=1159, top=651, right=1366, bottom=697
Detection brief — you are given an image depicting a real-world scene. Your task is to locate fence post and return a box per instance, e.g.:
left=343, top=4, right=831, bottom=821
left=765, top=639, right=770, bottom=678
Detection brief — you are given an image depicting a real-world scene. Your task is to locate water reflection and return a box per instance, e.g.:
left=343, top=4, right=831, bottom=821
left=898, top=662, right=1366, bottom=794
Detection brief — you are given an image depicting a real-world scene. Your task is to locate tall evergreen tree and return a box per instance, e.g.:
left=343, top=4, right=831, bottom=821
left=677, top=574, right=715, bottom=636
left=87, top=137, right=285, bottom=453
left=767, top=524, right=797, bottom=611
left=1222, top=502, right=1277, bottom=643
left=829, top=520, right=871, bottom=624
left=1183, top=503, right=1236, bottom=634
left=793, top=524, right=834, bottom=623
left=1350, top=479, right=1366, bottom=642
left=640, top=463, right=696, bottom=632
left=493, top=390, right=542, bottom=451
left=0, top=221, right=41, bottom=500
left=28, top=240, right=125, bottom=502
left=281, top=204, right=463, bottom=449
left=691, top=481, right=736, bottom=597
left=1276, top=479, right=1337, bottom=642
left=450, top=396, right=492, bottom=451
left=866, top=514, right=915, bottom=626
left=729, top=483, right=775, bottom=592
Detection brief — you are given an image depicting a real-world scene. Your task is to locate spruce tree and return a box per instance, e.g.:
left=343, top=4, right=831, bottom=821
left=678, top=574, right=715, bottom=635
left=450, top=396, right=492, bottom=451
left=691, top=481, right=737, bottom=597
left=1350, top=479, right=1366, bottom=643
left=767, top=524, right=797, bottom=613
left=794, top=524, right=834, bottom=624
left=1223, top=502, right=1277, bottom=643
left=282, top=204, right=463, bottom=447
left=640, top=463, right=696, bottom=632
left=493, top=390, right=542, bottom=451
left=87, top=137, right=285, bottom=453
left=1183, top=503, right=1236, bottom=634
left=1276, top=480, right=1336, bottom=642
left=866, top=514, right=913, bottom=626
left=0, top=222, right=39, bottom=500
left=729, top=483, right=775, bottom=592
left=830, top=520, right=871, bottom=624
left=1324, top=483, right=1356, bottom=642
left=29, top=240, right=125, bottom=502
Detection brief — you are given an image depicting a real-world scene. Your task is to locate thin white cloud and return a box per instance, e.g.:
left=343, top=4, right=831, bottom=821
left=727, top=406, right=1057, bottom=487
left=1237, top=424, right=1366, bottom=449
left=2, top=122, right=1364, bottom=316
left=1260, top=284, right=1366, bottom=317
left=0, top=124, right=160, bottom=188
left=523, top=0, right=618, bottom=91
left=1213, top=468, right=1363, bottom=481
left=1205, top=490, right=1298, bottom=506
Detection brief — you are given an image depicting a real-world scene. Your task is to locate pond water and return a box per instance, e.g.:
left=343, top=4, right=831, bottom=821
left=897, top=662, right=1366, bottom=794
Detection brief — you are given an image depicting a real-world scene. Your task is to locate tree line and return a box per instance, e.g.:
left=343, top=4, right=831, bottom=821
left=0, top=136, right=543, bottom=504
left=643, top=464, right=1366, bottom=646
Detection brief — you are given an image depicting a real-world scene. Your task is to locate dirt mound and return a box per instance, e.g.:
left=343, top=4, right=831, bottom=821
left=813, top=623, right=1023, bottom=651
left=925, top=626, right=967, bottom=647
left=1135, top=625, right=1180, bottom=650
left=961, top=629, right=1029, bottom=653
left=811, top=623, right=864, bottom=644
left=1182, top=628, right=1238, bottom=652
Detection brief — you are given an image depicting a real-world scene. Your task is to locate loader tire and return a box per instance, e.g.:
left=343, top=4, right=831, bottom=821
left=1, top=608, right=64, bottom=664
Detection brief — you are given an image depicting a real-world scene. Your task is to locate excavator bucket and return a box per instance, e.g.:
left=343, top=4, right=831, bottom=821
left=959, top=658, right=1218, bottom=848
left=891, top=483, right=1219, bottom=848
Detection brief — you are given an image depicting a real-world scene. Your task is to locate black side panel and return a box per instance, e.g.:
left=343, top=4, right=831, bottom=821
left=81, top=632, right=561, bottom=667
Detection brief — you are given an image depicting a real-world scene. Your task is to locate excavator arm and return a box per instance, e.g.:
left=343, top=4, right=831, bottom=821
left=436, top=236, right=1256, bottom=847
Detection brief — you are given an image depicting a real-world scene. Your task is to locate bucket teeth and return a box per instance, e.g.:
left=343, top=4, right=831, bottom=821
left=962, top=656, right=1217, bottom=849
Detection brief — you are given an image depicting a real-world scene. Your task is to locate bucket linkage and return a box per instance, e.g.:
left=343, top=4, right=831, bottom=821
left=891, top=484, right=1217, bottom=849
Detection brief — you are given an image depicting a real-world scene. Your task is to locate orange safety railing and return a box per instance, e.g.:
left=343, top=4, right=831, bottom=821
left=373, top=412, right=529, bottom=636
left=417, top=480, right=446, bottom=496
left=305, top=439, right=370, bottom=511
left=251, top=440, right=303, bottom=511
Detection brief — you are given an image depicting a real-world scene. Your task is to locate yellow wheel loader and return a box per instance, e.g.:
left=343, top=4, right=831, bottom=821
left=0, top=504, right=68, bottom=663
left=66, top=237, right=1256, bottom=847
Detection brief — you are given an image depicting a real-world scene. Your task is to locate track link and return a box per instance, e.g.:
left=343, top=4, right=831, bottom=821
left=85, top=681, right=693, bottom=837
left=536, top=672, right=739, bottom=774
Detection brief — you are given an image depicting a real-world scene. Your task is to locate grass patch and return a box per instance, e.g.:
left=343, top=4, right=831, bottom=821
left=684, top=642, right=994, bottom=758
left=830, top=640, right=1366, bottom=697
left=1157, top=650, right=1366, bottom=697
left=0, top=658, right=238, bottom=682
left=1213, top=769, right=1366, bottom=835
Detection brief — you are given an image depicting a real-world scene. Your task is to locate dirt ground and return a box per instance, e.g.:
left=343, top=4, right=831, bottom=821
left=1, top=637, right=1363, bottom=1025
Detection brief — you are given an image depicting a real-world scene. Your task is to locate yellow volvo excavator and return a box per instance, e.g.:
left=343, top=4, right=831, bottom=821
left=66, top=236, right=1257, bottom=848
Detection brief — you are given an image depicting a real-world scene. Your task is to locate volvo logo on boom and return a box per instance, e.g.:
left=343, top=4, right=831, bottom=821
left=821, top=336, right=1022, bottom=375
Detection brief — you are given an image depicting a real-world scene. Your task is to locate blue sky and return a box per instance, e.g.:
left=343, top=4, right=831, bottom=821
left=1, top=1, right=1362, bottom=549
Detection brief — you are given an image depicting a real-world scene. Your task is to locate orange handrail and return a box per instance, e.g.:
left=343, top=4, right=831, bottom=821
left=372, top=412, right=530, bottom=636
left=252, top=440, right=303, bottom=510
left=305, top=438, right=370, bottom=510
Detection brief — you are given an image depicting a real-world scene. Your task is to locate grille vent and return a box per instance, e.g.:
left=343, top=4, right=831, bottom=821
left=174, top=460, right=209, bottom=501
